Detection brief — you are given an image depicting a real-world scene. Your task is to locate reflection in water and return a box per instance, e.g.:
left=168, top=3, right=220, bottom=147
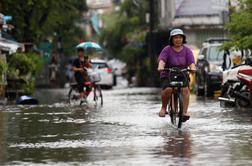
left=158, top=130, right=192, bottom=166
left=1, top=103, right=98, bottom=164
left=0, top=111, right=6, bottom=164
left=164, top=130, right=192, bottom=158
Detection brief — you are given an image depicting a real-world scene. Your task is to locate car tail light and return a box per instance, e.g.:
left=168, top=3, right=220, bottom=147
left=107, top=67, right=112, bottom=73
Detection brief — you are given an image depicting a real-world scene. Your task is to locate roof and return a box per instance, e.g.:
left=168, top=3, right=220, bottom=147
left=172, top=0, right=228, bottom=26
left=176, top=0, right=228, bottom=17
left=0, top=37, right=23, bottom=54
left=91, top=58, right=108, bottom=63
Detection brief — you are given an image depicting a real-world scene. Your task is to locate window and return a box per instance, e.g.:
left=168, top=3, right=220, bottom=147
left=92, top=62, right=108, bottom=69
left=208, top=46, right=224, bottom=62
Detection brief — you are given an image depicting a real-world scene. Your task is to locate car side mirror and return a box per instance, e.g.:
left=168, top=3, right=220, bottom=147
left=198, top=54, right=205, bottom=60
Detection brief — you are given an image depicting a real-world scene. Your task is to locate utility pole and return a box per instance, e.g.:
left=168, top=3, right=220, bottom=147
left=56, top=30, right=66, bottom=88
left=148, top=0, right=158, bottom=86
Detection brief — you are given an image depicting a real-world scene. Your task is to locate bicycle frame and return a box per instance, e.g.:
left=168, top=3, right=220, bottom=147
left=68, top=80, right=103, bottom=106
left=163, top=67, right=190, bottom=128
left=169, top=86, right=183, bottom=128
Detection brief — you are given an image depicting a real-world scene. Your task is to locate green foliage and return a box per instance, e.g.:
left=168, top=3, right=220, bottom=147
left=20, top=79, right=35, bottom=95
left=0, top=0, right=87, bottom=55
left=7, top=52, right=43, bottom=94
left=99, top=0, right=150, bottom=86
left=100, top=15, right=139, bottom=58
left=9, top=53, right=35, bottom=76
left=120, top=0, right=148, bottom=25
left=100, top=0, right=148, bottom=57
left=0, top=59, right=8, bottom=83
left=225, top=0, right=252, bottom=50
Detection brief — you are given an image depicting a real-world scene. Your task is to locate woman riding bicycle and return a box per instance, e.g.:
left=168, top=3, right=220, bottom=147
left=72, top=48, right=93, bottom=99
left=157, top=28, right=196, bottom=121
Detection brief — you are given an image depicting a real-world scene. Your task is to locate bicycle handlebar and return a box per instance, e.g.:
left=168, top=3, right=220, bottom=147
left=162, top=67, right=196, bottom=73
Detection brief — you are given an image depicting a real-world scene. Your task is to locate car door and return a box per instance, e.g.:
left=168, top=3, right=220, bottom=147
left=196, top=47, right=208, bottom=87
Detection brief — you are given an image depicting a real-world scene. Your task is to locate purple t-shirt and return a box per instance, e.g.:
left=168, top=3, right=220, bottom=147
left=158, top=45, right=195, bottom=78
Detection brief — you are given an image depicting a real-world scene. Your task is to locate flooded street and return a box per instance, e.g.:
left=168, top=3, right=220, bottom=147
left=0, top=86, right=252, bottom=166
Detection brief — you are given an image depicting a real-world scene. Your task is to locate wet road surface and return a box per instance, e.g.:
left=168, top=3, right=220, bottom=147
left=0, top=87, right=252, bottom=166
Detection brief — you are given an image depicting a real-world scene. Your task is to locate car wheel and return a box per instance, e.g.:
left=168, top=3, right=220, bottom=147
left=196, top=86, right=204, bottom=96
left=220, top=83, right=235, bottom=107
left=204, top=75, right=213, bottom=97
left=113, top=75, right=117, bottom=86
left=235, top=91, right=250, bottom=108
left=195, top=75, right=204, bottom=96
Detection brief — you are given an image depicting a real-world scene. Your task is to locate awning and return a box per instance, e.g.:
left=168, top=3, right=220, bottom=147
left=0, top=38, right=23, bottom=54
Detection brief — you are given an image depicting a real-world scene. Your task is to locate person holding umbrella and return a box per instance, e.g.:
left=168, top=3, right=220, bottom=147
left=72, top=41, right=102, bottom=100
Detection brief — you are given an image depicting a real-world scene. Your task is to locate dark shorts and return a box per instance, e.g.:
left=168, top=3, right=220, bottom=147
left=161, top=72, right=190, bottom=90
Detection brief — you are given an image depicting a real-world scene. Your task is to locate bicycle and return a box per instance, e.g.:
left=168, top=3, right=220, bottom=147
left=68, top=68, right=103, bottom=106
left=163, top=67, right=191, bottom=129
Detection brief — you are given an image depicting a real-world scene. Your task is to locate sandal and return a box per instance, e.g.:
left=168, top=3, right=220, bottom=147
left=182, top=115, right=190, bottom=122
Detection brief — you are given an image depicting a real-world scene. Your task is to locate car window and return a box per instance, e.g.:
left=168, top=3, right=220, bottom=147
left=92, top=62, right=108, bottom=69
left=208, top=46, right=224, bottom=62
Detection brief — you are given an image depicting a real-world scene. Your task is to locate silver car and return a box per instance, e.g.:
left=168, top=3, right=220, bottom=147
left=91, top=59, right=114, bottom=89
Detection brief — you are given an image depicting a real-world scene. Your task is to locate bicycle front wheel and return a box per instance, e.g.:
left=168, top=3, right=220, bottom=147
left=93, top=84, right=103, bottom=106
left=68, top=87, right=80, bottom=105
left=170, top=92, right=183, bottom=129
left=177, top=92, right=183, bottom=128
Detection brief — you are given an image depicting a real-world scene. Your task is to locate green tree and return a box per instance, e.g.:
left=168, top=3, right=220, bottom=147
left=7, top=52, right=43, bottom=94
left=0, top=59, right=8, bottom=83
left=225, top=0, right=252, bottom=51
left=0, top=0, right=88, bottom=55
left=100, top=0, right=150, bottom=86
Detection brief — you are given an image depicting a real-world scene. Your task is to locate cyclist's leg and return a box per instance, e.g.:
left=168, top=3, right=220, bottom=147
left=74, top=76, right=85, bottom=99
left=77, top=82, right=85, bottom=98
left=181, top=87, right=190, bottom=116
left=159, top=78, right=172, bottom=117
left=86, top=86, right=92, bottom=96
left=84, top=82, right=92, bottom=97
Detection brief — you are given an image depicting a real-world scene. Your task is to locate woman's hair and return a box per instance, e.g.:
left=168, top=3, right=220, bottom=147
left=77, top=47, right=84, bottom=52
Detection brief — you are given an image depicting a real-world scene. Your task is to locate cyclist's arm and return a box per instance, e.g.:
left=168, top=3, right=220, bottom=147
left=158, top=60, right=166, bottom=72
left=189, top=63, right=196, bottom=73
left=72, top=66, right=83, bottom=72
left=87, top=60, right=93, bottom=68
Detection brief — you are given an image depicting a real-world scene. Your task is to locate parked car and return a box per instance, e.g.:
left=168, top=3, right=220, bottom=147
left=91, top=59, right=114, bottom=89
left=195, top=38, right=230, bottom=97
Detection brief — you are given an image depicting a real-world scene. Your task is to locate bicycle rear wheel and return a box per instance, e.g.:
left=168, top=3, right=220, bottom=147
left=93, top=84, right=103, bottom=106
left=170, top=92, right=183, bottom=129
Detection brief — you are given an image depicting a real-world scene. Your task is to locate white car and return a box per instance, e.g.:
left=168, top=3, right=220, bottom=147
left=91, top=59, right=114, bottom=89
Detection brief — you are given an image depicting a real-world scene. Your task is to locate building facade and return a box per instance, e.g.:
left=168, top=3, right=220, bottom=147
left=157, top=0, right=230, bottom=48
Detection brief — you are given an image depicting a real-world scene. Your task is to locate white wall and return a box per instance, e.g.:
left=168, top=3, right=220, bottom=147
left=159, top=0, right=176, bottom=28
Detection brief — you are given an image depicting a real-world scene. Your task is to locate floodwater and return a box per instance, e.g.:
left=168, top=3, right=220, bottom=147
left=0, top=86, right=252, bottom=166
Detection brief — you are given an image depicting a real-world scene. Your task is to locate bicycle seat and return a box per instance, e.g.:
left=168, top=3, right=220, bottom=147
left=84, top=81, right=92, bottom=86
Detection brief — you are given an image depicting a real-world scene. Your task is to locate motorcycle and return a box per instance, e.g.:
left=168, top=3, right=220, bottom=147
left=219, top=50, right=252, bottom=108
